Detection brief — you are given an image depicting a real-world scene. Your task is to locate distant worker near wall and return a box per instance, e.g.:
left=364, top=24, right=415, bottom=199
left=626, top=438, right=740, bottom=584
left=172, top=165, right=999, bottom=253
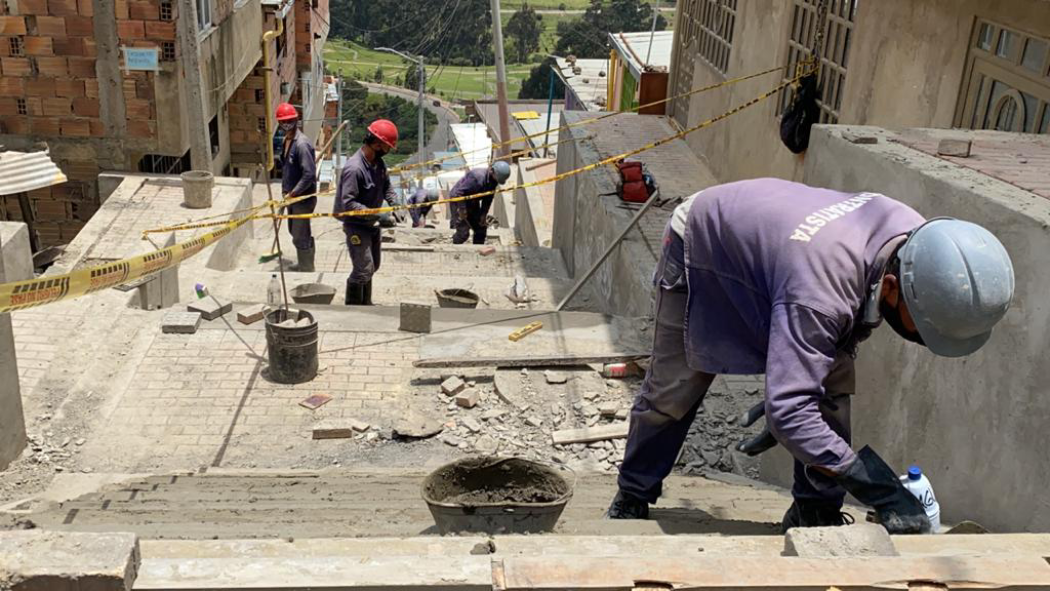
left=606, top=178, right=1015, bottom=535
left=408, top=186, right=439, bottom=228
left=334, top=119, right=402, bottom=306
left=276, top=102, right=317, bottom=272
left=448, top=160, right=511, bottom=245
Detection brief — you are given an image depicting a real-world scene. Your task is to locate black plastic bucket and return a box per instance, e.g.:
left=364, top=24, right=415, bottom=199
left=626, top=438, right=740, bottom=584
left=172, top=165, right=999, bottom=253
left=264, top=308, right=318, bottom=384
left=422, top=457, right=574, bottom=534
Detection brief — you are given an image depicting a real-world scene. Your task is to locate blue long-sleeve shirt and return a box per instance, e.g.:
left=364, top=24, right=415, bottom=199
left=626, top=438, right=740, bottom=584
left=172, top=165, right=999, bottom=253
left=676, top=178, right=925, bottom=473
left=281, top=132, right=316, bottom=198
left=335, top=148, right=400, bottom=227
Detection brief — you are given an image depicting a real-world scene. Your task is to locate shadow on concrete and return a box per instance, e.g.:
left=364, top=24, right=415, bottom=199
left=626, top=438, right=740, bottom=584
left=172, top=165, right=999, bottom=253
left=649, top=508, right=781, bottom=535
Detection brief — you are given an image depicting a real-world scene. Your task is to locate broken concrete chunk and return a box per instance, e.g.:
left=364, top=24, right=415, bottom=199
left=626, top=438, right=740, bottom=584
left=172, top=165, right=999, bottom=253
left=162, top=311, right=202, bottom=334
left=598, top=402, right=619, bottom=418
left=348, top=419, right=370, bottom=432
left=187, top=298, right=232, bottom=321
left=441, top=376, right=467, bottom=396
left=392, top=412, right=444, bottom=439
left=937, top=138, right=972, bottom=158
left=475, top=435, right=499, bottom=455
left=525, top=416, right=543, bottom=428
left=581, top=404, right=599, bottom=418
left=615, top=408, right=629, bottom=421
left=506, top=274, right=530, bottom=304
left=461, top=417, right=482, bottom=433
left=443, top=436, right=464, bottom=447
left=784, top=524, right=898, bottom=557
left=455, top=389, right=479, bottom=409
left=237, top=304, right=269, bottom=325
left=544, top=370, right=568, bottom=384
left=481, top=409, right=508, bottom=421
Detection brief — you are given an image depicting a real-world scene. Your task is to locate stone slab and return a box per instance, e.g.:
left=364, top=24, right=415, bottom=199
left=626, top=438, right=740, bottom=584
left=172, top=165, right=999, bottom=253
left=937, top=137, right=972, bottom=157
left=237, top=304, right=269, bottom=325
left=186, top=298, right=232, bottom=321
left=784, top=524, right=898, bottom=557
left=400, top=302, right=432, bottom=333
left=161, top=311, right=202, bottom=334
left=0, top=531, right=140, bottom=591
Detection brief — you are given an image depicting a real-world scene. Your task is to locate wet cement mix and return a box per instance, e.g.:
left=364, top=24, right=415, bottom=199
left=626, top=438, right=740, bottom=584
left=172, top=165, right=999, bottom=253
left=427, top=457, right=571, bottom=505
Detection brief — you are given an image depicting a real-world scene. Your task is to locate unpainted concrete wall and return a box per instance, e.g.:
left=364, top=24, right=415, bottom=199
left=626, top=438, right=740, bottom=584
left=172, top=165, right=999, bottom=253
left=0, top=223, right=30, bottom=469
left=797, top=125, right=1050, bottom=532
left=672, top=0, right=1050, bottom=183
left=514, top=159, right=552, bottom=247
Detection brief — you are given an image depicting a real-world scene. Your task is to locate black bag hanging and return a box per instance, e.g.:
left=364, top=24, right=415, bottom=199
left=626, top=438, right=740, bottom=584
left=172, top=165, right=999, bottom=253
left=779, top=72, right=821, bottom=154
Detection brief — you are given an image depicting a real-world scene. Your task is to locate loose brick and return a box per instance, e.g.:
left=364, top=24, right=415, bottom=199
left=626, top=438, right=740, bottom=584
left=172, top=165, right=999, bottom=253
left=33, top=15, right=65, bottom=36
left=31, top=116, right=58, bottom=135
left=24, top=36, right=52, bottom=55
left=144, top=19, right=173, bottom=40
left=441, top=376, right=466, bottom=396
left=42, top=97, right=71, bottom=116
left=18, top=0, right=49, bottom=14
left=455, top=388, right=479, bottom=409
left=64, top=15, right=92, bottom=35
left=0, top=77, right=25, bottom=94
left=25, top=77, right=55, bottom=97
left=51, top=36, right=83, bottom=56
left=0, top=16, right=28, bottom=35
left=117, top=19, right=144, bottom=39
left=128, top=0, right=158, bottom=19
left=34, top=55, right=66, bottom=76
left=54, top=77, right=83, bottom=97
left=1, top=57, right=31, bottom=76
left=72, top=96, right=97, bottom=117
left=47, top=0, right=77, bottom=15
left=66, top=56, right=93, bottom=76
left=236, top=304, right=269, bottom=325
left=76, top=0, right=92, bottom=16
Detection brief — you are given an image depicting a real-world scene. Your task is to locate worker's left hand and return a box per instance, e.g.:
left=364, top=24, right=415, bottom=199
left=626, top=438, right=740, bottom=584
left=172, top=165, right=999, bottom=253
left=735, top=401, right=779, bottom=456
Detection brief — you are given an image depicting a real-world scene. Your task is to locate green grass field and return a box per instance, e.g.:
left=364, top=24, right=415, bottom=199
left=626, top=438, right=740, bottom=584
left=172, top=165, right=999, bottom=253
left=502, top=0, right=588, bottom=10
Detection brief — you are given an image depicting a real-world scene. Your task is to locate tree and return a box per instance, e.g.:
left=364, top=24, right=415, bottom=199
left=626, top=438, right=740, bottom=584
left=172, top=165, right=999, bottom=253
left=373, top=66, right=384, bottom=83
left=555, top=0, right=668, bottom=59
left=403, top=61, right=422, bottom=91
left=505, top=4, right=542, bottom=64
left=518, top=58, right=565, bottom=100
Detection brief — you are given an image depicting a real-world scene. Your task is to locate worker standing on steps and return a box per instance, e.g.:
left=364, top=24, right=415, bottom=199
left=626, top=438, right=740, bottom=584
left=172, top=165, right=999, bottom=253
left=449, top=160, right=511, bottom=245
left=276, top=102, right=317, bottom=272
left=334, top=119, right=401, bottom=306
left=605, top=178, right=1015, bottom=535
left=407, top=186, right=439, bottom=228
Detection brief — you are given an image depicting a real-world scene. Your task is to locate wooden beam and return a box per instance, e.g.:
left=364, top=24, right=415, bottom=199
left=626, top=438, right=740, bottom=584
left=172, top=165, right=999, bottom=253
left=551, top=423, right=630, bottom=446
left=414, top=353, right=649, bottom=369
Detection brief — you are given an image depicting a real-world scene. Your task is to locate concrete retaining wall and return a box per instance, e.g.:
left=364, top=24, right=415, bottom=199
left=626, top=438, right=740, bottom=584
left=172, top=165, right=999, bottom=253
left=0, top=222, right=30, bottom=470
left=795, top=125, right=1050, bottom=532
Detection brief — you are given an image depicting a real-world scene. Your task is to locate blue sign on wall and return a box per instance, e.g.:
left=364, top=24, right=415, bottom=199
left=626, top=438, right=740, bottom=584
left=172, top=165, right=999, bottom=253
left=123, top=47, right=160, bottom=71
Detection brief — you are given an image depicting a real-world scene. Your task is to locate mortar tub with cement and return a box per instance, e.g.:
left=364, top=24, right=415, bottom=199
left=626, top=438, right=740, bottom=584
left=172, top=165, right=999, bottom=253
left=180, top=170, right=214, bottom=209
left=264, top=308, right=318, bottom=384
left=435, top=288, right=479, bottom=309
left=289, top=283, right=336, bottom=305
left=422, top=457, right=574, bottom=534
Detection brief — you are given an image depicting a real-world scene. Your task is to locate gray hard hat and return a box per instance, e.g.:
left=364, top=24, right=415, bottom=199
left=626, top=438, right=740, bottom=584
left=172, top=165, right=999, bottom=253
left=491, top=160, right=511, bottom=184
left=425, top=187, right=439, bottom=201
left=899, top=218, right=1014, bottom=357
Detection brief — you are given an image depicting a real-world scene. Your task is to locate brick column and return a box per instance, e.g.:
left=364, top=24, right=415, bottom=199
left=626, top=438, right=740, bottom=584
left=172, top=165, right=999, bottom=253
left=0, top=224, right=28, bottom=470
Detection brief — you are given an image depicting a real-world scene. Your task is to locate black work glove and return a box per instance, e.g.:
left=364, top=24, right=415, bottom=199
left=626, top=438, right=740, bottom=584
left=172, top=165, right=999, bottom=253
left=834, top=445, right=931, bottom=534
left=736, top=401, right=778, bottom=456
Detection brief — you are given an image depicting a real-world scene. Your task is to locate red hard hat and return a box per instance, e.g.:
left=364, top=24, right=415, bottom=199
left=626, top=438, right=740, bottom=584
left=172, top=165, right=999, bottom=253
left=367, top=119, right=398, bottom=149
left=275, top=102, right=298, bottom=122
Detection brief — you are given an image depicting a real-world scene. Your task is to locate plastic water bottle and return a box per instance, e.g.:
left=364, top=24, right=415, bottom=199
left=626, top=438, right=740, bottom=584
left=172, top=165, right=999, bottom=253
left=267, top=274, right=281, bottom=306
left=901, top=466, right=941, bottom=533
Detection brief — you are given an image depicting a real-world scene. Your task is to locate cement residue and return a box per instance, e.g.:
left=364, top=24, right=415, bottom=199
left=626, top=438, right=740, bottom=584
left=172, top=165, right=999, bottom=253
left=424, top=457, right=570, bottom=506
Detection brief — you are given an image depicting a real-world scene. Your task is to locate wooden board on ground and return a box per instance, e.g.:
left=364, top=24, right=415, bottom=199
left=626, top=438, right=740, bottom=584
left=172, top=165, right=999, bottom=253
left=414, top=353, right=649, bottom=369
left=551, top=422, right=629, bottom=445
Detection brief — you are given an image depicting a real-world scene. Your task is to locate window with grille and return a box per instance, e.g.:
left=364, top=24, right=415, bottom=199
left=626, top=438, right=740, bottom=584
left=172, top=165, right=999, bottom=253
left=956, top=20, right=1050, bottom=134
left=255, top=89, right=265, bottom=102
left=16, top=98, right=26, bottom=115
left=9, top=37, right=23, bottom=57
left=779, top=0, right=857, bottom=124
left=160, top=1, right=173, bottom=20
left=161, top=42, right=175, bottom=61
left=695, top=0, right=737, bottom=75
left=258, top=117, right=266, bottom=132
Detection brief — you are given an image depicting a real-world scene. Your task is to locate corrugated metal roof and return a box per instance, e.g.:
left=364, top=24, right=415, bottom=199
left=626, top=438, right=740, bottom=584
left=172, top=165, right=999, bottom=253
left=554, top=58, right=608, bottom=111
left=450, top=123, right=492, bottom=169
left=609, top=31, right=674, bottom=80
left=0, top=150, right=67, bottom=197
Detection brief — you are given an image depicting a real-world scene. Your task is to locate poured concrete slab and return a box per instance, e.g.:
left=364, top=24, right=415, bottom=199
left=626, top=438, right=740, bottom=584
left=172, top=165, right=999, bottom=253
left=0, top=530, right=140, bottom=591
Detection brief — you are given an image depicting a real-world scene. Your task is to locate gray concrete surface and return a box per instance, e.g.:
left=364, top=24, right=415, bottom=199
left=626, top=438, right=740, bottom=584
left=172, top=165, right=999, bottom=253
left=784, top=523, right=897, bottom=557
left=0, top=530, right=139, bottom=591
left=0, top=227, right=27, bottom=470
left=794, top=125, right=1050, bottom=533
left=515, top=159, right=555, bottom=247
left=0, top=223, right=33, bottom=283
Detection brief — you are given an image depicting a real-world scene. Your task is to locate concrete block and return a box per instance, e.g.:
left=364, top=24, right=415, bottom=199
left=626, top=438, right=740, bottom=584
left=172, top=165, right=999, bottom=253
left=598, top=402, right=619, bottom=417
left=544, top=370, right=568, bottom=384
left=0, top=530, right=140, bottom=591
left=187, top=297, right=232, bottom=321
left=0, top=226, right=26, bottom=470
left=312, top=423, right=354, bottom=440
left=784, top=524, right=898, bottom=557
left=455, top=388, right=479, bottom=409
left=0, top=222, right=33, bottom=282
left=441, top=376, right=466, bottom=396
left=937, top=138, right=972, bottom=157
left=135, top=265, right=179, bottom=311
left=399, top=302, right=431, bottom=333
left=237, top=304, right=269, bottom=325
left=161, top=311, right=202, bottom=334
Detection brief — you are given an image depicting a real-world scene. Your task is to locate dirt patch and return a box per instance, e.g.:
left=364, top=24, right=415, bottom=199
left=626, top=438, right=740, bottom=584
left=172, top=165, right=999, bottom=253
left=424, top=457, right=570, bottom=506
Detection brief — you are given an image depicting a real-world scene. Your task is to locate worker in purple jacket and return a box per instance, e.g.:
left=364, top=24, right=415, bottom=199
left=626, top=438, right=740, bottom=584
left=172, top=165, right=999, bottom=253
left=606, top=178, right=1015, bottom=534
left=449, top=161, right=511, bottom=244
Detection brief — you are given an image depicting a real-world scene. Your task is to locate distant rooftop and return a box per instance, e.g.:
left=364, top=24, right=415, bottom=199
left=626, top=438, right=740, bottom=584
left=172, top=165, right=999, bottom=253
left=450, top=123, right=492, bottom=169
left=609, top=30, right=674, bottom=79
left=554, top=57, right=608, bottom=112
left=474, top=100, right=563, bottom=158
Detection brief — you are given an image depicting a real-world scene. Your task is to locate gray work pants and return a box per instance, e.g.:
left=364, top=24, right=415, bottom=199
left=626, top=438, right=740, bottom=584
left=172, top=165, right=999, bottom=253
left=345, top=224, right=381, bottom=284
left=617, top=231, right=854, bottom=506
left=287, top=196, right=316, bottom=251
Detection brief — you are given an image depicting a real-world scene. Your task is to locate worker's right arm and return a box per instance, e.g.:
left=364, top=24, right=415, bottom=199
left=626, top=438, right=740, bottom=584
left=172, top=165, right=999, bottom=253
left=764, top=303, right=856, bottom=479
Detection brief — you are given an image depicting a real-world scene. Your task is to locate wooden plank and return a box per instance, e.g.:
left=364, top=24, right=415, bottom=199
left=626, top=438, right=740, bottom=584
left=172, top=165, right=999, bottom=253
left=551, top=422, right=629, bottom=446
left=414, top=353, right=649, bottom=369
left=385, top=245, right=437, bottom=252
left=501, top=555, right=1050, bottom=590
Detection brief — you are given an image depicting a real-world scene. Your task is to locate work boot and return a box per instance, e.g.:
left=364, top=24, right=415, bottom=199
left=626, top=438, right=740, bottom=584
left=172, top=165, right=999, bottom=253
left=363, top=280, right=373, bottom=305
left=345, top=280, right=366, bottom=306
left=604, top=490, right=649, bottom=520
left=288, top=247, right=315, bottom=272
left=780, top=500, right=854, bottom=533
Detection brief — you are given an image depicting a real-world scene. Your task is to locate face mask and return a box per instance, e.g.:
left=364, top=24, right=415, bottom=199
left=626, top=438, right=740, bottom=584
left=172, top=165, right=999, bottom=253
left=279, top=121, right=297, bottom=134
left=880, top=298, right=925, bottom=346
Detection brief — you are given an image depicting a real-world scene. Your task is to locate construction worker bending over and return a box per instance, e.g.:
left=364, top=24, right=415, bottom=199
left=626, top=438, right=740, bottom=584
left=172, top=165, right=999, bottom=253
left=334, top=119, right=400, bottom=306
left=449, top=160, right=511, bottom=245
left=276, top=102, right=317, bottom=272
left=606, top=178, right=1014, bottom=534
left=408, top=186, right=439, bottom=228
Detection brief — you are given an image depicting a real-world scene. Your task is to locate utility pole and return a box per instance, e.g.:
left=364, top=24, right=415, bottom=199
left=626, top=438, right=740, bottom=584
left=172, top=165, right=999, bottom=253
left=335, top=77, right=344, bottom=192
left=489, top=0, right=512, bottom=159
left=417, top=54, right=425, bottom=182
left=176, top=0, right=212, bottom=172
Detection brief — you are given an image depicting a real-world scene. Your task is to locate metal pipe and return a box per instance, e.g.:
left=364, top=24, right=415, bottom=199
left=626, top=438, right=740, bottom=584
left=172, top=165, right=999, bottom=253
left=542, top=65, right=555, bottom=158
left=262, top=15, right=285, bottom=172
